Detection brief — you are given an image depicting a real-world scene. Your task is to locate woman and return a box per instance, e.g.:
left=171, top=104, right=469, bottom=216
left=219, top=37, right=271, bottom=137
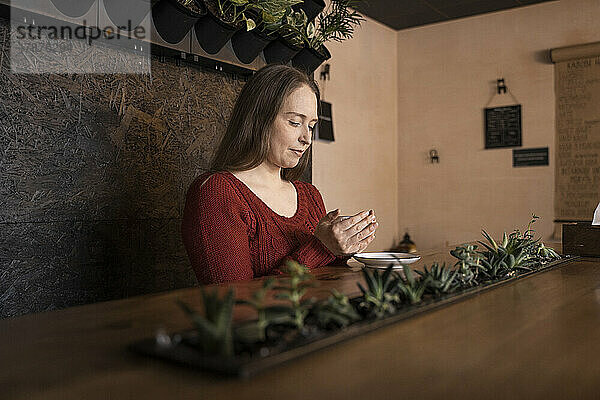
left=182, top=64, right=378, bottom=285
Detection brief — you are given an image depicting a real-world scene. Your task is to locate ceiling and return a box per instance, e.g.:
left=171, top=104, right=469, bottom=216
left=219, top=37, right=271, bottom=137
left=356, top=0, right=557, bottom=30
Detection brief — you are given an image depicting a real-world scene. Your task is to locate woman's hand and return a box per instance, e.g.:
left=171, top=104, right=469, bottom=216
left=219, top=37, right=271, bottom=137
left=314, top=209, right=378, bottom=256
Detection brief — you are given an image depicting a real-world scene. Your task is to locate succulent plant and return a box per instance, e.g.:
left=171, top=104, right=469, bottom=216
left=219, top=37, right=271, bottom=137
left=535, top=242, right=560, bottom=261
left=177, top=287, right=235, bottom=357
left=475, top=214, right=563, bottom=280
left=357, top=264, right=401, bottom=318
left=478, top=249, right=529, bottom=280
left=312, top=289, right=360, bottom=329
left=522, top=215, right=560, bottom=263
left=273, top=259, right=317, bottom=330
left=450, top=244, right=483, bottom=285
left=397, top=265, right=428, bottom=305
left=417, top=262, right=458, bottom=297
left=235, top=278, right=291, bottom=343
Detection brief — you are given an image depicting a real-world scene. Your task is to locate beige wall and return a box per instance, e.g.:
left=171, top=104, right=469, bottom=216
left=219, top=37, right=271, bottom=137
left=312, top=15, right=399, bottom=251
left=397, top=0, right=600, bottom=250
left=314, top=0, right=600, bottom=253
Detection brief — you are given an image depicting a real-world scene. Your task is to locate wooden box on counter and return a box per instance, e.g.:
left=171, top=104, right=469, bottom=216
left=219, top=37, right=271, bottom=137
left=562, top=223, right=600, bottom=257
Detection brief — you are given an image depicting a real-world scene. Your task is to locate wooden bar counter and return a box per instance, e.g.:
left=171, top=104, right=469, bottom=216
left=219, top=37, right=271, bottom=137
left=2, top=246, right=600, bottom=399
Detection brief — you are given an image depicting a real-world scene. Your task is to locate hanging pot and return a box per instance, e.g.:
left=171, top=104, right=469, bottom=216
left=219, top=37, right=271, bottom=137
left=293, top=0, right=325, bottom=22
left=50, top=0, right=96, bottom=18
left=194, top=9, right=240, bottom=55
left=263, top=37, right=302, bottom=65
left=291, top=45, right=331, bottom=74
left=152, top=0, right=206, bottom=44
left=231, top=28, right=272, bottom=64
left=104, top=0, right=152, bottom=31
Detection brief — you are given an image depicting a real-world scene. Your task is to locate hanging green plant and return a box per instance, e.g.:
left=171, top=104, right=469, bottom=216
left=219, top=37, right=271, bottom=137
left=303, top=0, right=364, bottom=53
left=179, top=0, right=206, bottom=14
left=277, top=7, right=309, bottom=47
left=253, top=0, right=303, bottom=29
left=291, top=0, right=364, bottom=73
left=204, top=0, right=302, bottom=31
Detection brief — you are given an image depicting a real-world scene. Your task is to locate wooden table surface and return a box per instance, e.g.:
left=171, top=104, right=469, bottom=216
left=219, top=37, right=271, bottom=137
left=2, top=246, right=600, bottom=400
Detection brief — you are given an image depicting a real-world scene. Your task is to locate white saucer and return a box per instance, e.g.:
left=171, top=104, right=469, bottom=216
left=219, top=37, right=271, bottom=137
left=352, top=252, right=421, bottom=270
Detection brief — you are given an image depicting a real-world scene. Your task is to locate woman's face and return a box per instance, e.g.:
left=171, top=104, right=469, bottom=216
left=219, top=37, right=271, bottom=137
left=267, top=84, right=318, bottom=170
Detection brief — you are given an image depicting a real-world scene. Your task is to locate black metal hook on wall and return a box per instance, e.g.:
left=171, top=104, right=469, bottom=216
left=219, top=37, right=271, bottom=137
left=429, top=149, right=439, bottom=163
left=497, top=78, right=507, bottom=94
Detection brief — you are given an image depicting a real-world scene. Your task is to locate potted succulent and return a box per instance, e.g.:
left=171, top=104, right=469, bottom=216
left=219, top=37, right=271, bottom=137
left=152, top=0, right=207, bottom=44
left=231, top=0, right=302, bottom=64
left=51, top=0, right=96, bottom=18
left=292, top=0, right=364, bottom=73
left=132, top=216, right=562, bottom=377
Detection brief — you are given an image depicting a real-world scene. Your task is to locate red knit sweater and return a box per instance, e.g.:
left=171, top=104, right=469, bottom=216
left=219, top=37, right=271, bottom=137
left=181, top=171, right=336, bottom=284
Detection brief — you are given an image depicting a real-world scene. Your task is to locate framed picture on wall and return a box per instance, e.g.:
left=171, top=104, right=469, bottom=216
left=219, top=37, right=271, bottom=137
left=316, top=101, right=334, bottom=142
left=484, top=104, right=522, bottom=148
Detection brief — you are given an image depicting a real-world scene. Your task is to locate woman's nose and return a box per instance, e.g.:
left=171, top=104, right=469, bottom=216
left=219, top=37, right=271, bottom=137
left=300, top=125, right=312, bottom=145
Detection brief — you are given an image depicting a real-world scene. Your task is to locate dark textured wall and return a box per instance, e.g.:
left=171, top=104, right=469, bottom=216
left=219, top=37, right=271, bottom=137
left=0, top=16, right=253, bottom=318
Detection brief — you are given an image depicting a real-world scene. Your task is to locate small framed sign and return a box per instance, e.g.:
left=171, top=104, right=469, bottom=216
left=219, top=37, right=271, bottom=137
left=513, top=147, right=549, bottom=167
left=485, top=105, right=522, bottom=149
left=316, top=101, right=334, bottom=141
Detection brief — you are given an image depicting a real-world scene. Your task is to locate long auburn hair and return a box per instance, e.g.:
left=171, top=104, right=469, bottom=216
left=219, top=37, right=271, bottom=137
left=210, top=64, right=320, bottom=181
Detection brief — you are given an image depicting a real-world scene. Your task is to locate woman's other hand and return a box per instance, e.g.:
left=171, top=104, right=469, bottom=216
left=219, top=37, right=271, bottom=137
left=314, top=209, right=378, bottom=256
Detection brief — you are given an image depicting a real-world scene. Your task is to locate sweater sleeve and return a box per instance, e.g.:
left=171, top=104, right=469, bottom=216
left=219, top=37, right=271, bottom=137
left=181, top=173, right=255, bottom=285
left=287, top=183, right=337, bottom=269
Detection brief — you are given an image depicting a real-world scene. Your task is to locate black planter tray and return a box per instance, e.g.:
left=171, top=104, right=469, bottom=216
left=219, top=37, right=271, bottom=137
left=130, top=257, right=575, bottom=378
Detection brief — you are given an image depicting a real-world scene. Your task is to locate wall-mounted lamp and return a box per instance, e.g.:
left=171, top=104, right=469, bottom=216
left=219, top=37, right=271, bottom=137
left=429, top=149, right=439, bottom=163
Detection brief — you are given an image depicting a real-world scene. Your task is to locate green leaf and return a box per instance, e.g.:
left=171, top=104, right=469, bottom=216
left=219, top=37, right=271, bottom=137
left=215, top=288, right=234, bottom=330
left=262, top=10, right=279, bottom=24
left=482, top=229, right=499, bottom=251
left=502, top=232, right=508, bottom=247
left=245, top=18, right=256, bottom=31
left=255, top=0, right=302, bottom=22
left=306, top=21, right=315, bottom=39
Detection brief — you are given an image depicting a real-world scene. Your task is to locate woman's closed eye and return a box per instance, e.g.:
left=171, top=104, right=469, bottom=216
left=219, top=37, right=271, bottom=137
left=289, top=120, right=317, bottom=132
